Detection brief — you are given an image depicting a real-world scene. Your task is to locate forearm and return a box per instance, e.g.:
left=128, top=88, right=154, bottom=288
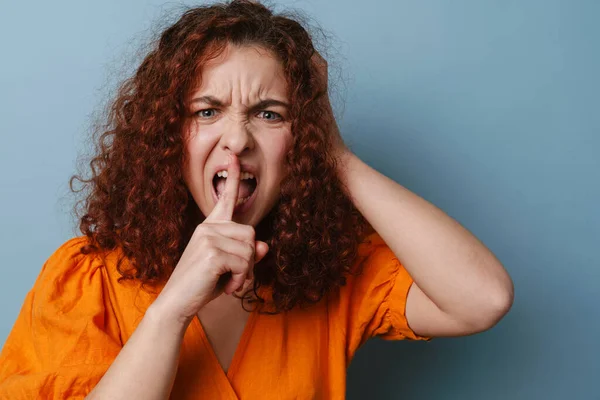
left=85, top=305, right=187, bottom=400
left=338, top=151, right=513, bottom=323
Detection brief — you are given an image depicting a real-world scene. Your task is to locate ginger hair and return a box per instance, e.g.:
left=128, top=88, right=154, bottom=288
left=70, top=0, right=374, bottom=313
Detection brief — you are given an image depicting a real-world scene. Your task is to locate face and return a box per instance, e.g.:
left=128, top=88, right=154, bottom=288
left=183, top=43, right=293, bottom=227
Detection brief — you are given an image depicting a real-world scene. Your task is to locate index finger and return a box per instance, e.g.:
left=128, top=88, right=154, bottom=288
left=206, top=153, right=241, bottom=222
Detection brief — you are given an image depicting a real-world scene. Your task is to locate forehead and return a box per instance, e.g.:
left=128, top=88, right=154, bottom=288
left=192, top=43, right=288, bottom=97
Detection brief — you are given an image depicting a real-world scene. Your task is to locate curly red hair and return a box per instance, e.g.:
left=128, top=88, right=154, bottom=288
left=70, top=0, right=374, bottom=313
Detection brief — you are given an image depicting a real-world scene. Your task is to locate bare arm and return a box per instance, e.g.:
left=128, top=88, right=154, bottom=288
left=337, top=151, right=514, bottom=336
left=85, top=304, right=188, bottom=400
left=84, top=154, right=268, bottom=398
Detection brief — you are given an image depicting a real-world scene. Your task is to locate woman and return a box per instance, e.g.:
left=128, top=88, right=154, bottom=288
left=0, top=1, right=514, bottom=399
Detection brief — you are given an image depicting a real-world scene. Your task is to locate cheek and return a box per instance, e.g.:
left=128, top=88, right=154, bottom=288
left=183, top=141, right=212, bottom=185
left=270, top=139, right=292, bottom=183
left=274, top=129, right=293, bottom=160
left=279, top=135, right=294, bottom=166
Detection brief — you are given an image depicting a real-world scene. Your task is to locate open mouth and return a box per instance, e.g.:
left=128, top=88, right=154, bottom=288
left=212, top=172, right=258, bottom=212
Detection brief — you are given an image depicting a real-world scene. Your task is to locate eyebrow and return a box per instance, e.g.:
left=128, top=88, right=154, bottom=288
left=191, top=95, right=290, bottom=111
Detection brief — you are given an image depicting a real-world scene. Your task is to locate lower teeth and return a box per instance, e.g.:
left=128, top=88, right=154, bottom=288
left=235, top=196, right=250, bottom=206
left=216, top=192, right=252, bottom=206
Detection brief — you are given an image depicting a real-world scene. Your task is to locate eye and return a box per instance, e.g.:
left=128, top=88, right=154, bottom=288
left=195, top=109, right=218, bottom=118
left=257, top=110, right=283, bottom=122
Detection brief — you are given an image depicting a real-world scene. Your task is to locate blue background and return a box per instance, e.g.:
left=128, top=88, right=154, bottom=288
left=1, top=1, right=598, bottom=398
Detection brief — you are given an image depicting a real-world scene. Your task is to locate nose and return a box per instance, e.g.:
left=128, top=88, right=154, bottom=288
left=220, top=119, right=254, bottom=156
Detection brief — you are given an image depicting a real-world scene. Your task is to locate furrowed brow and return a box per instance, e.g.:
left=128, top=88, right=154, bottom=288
left=250, top=99, right=290, bottom=111
left=191, top=96, right=290, bottom=112
left=191, top=95, right=225, bottom=107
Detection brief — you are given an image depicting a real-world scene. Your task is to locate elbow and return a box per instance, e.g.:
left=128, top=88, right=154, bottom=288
left=494, top=269, right=515, bottom=317
left=489, top=282, right=514, bottom=326
left=471, top=277, right=515, bottom=333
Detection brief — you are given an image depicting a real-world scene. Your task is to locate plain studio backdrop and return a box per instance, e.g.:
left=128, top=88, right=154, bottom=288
left=1, top=1, right=598, bottom=399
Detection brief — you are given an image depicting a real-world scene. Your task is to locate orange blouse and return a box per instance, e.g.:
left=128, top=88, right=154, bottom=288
left=0, top=232, right=431, bottom=399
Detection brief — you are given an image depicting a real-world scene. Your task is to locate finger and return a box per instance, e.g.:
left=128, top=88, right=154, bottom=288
left=206, top=153, right=241, bottom=222
left=246, top=241, right=269, bottom=284
left=207, top=234, right=255, bottom=265
left=254, top=241, right=269, bottom=264
left=213, top=252, right=250, bottom=296
left=198, top=222, right=256, bottom=247
left=222, top=258, right=251, bottom=295
left=231, top=241, right=269, bottom=294
left=224, top=271, right=247, bottom=295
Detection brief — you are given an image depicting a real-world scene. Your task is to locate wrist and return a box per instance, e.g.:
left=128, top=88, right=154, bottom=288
left=145, top=301, right=192, bottom=336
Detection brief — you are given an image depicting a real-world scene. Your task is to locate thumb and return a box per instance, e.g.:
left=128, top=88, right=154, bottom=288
left=254, top=241, right=270, bottom=264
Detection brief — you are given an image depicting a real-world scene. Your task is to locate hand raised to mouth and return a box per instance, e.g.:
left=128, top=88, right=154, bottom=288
left=152, top=153, right=270, bottom=325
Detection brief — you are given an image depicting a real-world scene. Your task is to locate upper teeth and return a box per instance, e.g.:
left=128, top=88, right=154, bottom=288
left=216, top=170, right=255, bottom=180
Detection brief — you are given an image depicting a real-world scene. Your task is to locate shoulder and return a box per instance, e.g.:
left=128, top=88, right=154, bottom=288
left=0, top=238, right=126, bottom=395
left=329, top=231, right=430, bottom=350
left=329, top=231, right=399, bottom=312
left=37, top=235, right=136, bottom=287
left=32, top=235, right=142, bottom=314
left=349, top=231, right=399, bottom=287
left=35, top=236, right=103, bottom=286
left=35, top=236, right=160, bottom=332
left=28, top=236, right=110, bottom=313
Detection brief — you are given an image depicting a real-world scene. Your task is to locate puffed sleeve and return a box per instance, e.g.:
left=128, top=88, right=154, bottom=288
left=343, top=232, right=432, bottom=353
left=0, top=237, right=123, bottom=399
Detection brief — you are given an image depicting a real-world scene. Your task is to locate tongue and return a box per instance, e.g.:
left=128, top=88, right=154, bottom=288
left=215, top=178, right=253, bottom=198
